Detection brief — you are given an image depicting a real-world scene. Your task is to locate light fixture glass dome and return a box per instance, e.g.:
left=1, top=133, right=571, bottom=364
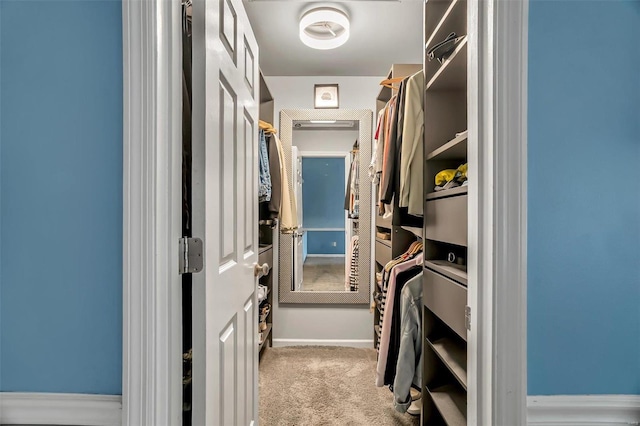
left=299, top=7, right=350, bottom=50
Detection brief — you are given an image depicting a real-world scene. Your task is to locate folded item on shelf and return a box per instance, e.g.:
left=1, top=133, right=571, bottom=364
left=434, top=163, right=468, bottom=191
left=434, top=180, right=461, bottom=191
left=376, top=230, right=391, bottom=240
left=435, top=169, right=457, bottom=186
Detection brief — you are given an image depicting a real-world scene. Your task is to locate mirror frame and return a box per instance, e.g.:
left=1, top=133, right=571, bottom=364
left=278, top=108, right=373, bottom=304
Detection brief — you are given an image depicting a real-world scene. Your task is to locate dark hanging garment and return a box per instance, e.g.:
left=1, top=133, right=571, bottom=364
left=344, top=158, right=353, bottom=211
left=384, top=265, right=422, bottom=387
left=267, top=135, right=281, bottom=217
left=380, top=79, right=407, bottom=204
left=391, top=79, right=422, bottom=227
left=260, top=134, right=282, bottom=220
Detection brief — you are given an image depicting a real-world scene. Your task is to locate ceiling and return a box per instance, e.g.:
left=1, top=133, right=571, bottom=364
left=243, top=0, right=424, bottom=76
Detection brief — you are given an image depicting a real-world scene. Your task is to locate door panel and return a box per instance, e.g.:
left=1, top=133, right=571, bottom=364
left=219, top=76, right=238, bottom=265
left=219, top=317, right=237, bottom=426
left=243, top=297, right=255, bottom=424
left=191, top=0, right=259, bottom=423
left=221, top=0, right=237, bottom=61
left=243, top=112, right=255, bottom=255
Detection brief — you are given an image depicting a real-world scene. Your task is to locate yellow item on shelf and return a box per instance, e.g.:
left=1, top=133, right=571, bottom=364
left=434, top=163, right=468, bottom=185
left=456, top=163, right=468, bottom=179
left=435, top=169, right=457, bottom=185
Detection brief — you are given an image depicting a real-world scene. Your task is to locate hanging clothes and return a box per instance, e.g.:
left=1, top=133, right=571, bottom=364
left=258, top=129, right=272, bottom=202
left=378, top=97, right=396, bottom=219
left=259, top=133, right=282, bottom=220
left=399, top=70, right=425, bottom=216
left=375, top=247, right=424, bottom=387
left=349, top=154, right=359, bottom=218
left=393, top=272, right=423, bottom=413
left=272, top=133, right=298, bottom=232
left=370, top=109, right=385, bottom=184
left=381, top=79, right=407, bottom=205
left=344, top=158, right=353, bottom=211
left=345, top=235, right=359, bottom=292
left=384, top=266, right=422, bottom=387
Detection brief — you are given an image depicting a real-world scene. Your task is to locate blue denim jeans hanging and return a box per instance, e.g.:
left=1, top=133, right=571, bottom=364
left=258, top=130, right=272, bottom=202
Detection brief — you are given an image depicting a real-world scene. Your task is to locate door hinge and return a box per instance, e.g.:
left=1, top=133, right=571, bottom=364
left=179, top=237, right=203, bottom=274
left=465, top=305, right=471, bottom=331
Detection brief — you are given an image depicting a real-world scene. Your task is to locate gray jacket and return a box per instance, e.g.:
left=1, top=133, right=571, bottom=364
left=393, top=272, right=423, bottom=413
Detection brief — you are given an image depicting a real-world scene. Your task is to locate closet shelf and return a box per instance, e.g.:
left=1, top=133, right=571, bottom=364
left=376, top=214, right=392, bottom=229
left=259, top=324, right=272, bottom=353
left=424, top=260, right=467, bottom=286
left=259, top=244, right=273, bottom=254
left=401, top=226, right=423, bottom=239
left=426, top=131, right=468, bottom=161
left=425, top=0, right=467, bottom=51
left=427, top=384, right=467, bottom=426
left=427, top=338, right=468, bottom=390
left=427, top=36, right=467, bottom=91
left=376, top=238, right=392, bottom=249
left=426, top=186, right=468, bottom=201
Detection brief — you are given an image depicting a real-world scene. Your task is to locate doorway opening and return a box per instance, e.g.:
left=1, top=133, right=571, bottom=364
left=295, top=154, right=350, bottom=292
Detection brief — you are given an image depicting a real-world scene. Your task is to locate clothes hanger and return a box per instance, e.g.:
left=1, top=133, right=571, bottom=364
left=259, top=120, right=277, bottom=134
left=379, top=76, right=404, bottom=91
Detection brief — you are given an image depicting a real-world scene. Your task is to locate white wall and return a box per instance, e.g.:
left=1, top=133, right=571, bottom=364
left=293, top=129, right=359, bottom=153
left=266, top=76, right=382, bottom=127
left=265, top=76, right=383, bottom=345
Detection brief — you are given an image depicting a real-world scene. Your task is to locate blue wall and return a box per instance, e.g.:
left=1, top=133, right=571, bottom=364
left=307, top=231, right=346, bottom=255
left=0, top=1, right=123, bottom=394
left=302, top=157, right=346, bottom=254
left=303, top=233, right=308, bottom=262
left=302, top=157, right=346, bottom=229
left=528, top=0, right=640, bottom=395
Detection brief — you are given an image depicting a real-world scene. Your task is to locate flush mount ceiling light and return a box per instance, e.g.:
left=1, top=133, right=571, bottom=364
left=299, top=7, right=350, bottom=50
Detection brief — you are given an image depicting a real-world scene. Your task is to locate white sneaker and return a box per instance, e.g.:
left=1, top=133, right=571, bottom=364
left=407, top=398, right=422, bottom=416
left=410, top=388, right=421, bottom=401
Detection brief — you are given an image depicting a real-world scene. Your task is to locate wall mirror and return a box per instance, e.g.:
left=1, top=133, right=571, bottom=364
left=279, top=109, right=372, bottom=304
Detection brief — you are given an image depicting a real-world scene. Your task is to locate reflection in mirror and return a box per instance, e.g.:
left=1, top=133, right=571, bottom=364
left=290, top=120, right=360, bottom=292
left=278, top=109, right=372, bottom=305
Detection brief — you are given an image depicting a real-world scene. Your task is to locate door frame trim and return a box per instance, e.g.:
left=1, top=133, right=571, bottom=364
left=121, top=0, right=529, bottom=424
left=121, top=0, right=183, bottom=424
left=468, top=0, right=529, bottom=424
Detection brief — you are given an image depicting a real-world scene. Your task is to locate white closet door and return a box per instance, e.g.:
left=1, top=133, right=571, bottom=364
left=190, top=0, right=260, bottom=423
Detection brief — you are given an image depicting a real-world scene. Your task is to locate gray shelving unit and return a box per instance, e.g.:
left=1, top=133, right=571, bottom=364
left=258, top=71, right=275, bottom=358
left=421, top=0, right=470, bottom=424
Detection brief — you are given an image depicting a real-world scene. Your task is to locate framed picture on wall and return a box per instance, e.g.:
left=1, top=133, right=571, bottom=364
left=314, top=84, right=339, bottom=109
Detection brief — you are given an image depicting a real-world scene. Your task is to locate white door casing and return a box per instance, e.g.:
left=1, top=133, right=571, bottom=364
left=190, top=0, right=260, bottom=424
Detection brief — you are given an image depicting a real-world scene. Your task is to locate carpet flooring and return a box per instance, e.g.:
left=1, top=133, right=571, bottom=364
left=302, top=257, right=347, bottom=292
left=259, top=346, right=420, bottom=426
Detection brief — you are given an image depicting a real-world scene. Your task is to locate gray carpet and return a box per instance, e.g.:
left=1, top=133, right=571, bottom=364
left=259, top=346, right=420, bottom=426
left=302, top=257, right=347, bottom=292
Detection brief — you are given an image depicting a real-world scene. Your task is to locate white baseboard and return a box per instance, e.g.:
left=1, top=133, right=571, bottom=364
left=305, top=254, right=345, bottom=258
left=528, top=395, right=640, bottom=426
left=0, top=392, right=122, bottom=426
left=272, top=338, right=374, bottom=348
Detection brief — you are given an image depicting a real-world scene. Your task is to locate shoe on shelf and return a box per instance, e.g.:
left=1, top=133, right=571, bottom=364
left=407, top=397, right=422, bottom=416
left=410, top=387, right=421, bottom=401
left=257, top=285, right=268, bottom=303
